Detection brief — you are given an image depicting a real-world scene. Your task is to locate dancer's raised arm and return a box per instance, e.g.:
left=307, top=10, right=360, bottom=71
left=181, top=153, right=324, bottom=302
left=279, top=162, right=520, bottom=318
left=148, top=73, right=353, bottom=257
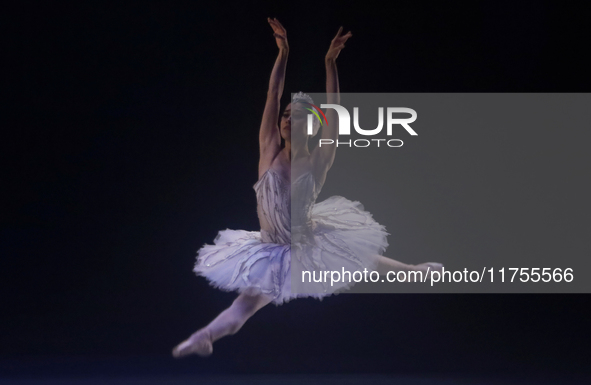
left=259, top=18, right=289, bottom=176
left=312, top=27, right=352, bottom=174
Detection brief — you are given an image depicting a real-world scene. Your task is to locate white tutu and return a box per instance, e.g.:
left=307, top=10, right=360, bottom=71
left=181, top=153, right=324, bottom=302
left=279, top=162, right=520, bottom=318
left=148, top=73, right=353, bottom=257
left=194, top=169, right=389, bottom=305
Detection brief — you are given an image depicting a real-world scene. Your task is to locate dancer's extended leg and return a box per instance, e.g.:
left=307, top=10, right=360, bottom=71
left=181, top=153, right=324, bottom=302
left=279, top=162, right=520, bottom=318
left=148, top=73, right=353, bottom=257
left=172, top=291, right=273, bottom=357
left=374, top=255, right=443, bottom=281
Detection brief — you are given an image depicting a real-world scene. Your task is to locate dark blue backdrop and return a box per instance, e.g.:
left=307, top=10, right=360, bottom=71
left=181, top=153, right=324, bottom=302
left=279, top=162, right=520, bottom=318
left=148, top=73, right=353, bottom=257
left=3, top=0, right=590, bottom=382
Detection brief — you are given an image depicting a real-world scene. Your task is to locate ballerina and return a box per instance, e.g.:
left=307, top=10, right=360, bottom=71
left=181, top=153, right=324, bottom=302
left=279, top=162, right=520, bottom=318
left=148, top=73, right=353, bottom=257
left=172, top=18, right=443, bottom=358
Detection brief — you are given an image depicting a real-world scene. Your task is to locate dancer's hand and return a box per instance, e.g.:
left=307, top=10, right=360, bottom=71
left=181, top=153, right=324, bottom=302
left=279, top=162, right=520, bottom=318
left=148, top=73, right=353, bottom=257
left=268, top=17, right=288, bottom=51
left=326, top=26, right=352, bottom=62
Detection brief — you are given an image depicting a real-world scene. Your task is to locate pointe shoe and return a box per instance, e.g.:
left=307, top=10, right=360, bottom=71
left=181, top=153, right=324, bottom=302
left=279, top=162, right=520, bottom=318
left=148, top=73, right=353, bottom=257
left=408, top=262, right=444, bottom=282
left=417, top=262, right=443, bottom=273
left=172, top=328, right=213, bottom=358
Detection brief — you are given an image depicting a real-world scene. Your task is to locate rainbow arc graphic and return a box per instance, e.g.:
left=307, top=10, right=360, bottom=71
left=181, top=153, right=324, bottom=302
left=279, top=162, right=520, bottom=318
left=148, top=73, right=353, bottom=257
left=299, top=102, right=328, bottom=126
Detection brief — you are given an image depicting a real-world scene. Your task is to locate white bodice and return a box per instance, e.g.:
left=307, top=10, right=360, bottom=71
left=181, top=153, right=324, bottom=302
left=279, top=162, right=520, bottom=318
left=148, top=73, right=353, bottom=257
left=253, top=168, right=320, bottom=245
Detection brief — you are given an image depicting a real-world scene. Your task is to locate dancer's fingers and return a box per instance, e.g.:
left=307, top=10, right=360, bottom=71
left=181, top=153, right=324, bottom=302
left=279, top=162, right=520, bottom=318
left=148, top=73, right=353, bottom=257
left=336, top=33, right=352, bottom=45
left=269, top=20, right=285, bottom=36
left=268, top=18, right=278, bottom=30
left=274, top=18, right=286, bottom=31
left=273, top=22, right=286, bottom=35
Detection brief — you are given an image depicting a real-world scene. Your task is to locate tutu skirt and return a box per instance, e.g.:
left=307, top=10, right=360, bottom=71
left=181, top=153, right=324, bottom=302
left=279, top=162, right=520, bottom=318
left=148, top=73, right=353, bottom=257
left=194, top=195, right=389, bottom=305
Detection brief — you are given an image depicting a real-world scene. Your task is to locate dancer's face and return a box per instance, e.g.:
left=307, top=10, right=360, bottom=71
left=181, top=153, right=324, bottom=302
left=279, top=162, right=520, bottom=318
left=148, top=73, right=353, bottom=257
left=280, top=103, right=292, bottom=141
left=281, top=102, right=308, bottom=142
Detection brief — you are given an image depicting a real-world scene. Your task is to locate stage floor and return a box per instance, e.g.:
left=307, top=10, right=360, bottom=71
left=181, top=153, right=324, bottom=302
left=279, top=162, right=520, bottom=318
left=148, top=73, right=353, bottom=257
left=1, top=374, right=590, bottom=385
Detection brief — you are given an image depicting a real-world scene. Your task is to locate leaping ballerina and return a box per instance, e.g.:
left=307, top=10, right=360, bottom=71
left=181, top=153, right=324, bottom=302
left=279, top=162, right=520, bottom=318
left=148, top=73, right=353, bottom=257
left=172, top=18, right=443, bottom=358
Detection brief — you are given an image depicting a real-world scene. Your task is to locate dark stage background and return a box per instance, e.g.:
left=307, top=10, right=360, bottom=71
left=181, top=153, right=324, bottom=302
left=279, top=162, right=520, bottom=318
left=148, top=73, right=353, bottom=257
left=3, top=1, right=591, bottom=383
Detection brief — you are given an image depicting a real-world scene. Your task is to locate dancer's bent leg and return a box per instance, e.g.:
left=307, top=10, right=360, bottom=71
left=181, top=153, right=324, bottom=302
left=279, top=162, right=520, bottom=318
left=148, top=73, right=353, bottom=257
left=172, top=290, right=273, bottom=357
